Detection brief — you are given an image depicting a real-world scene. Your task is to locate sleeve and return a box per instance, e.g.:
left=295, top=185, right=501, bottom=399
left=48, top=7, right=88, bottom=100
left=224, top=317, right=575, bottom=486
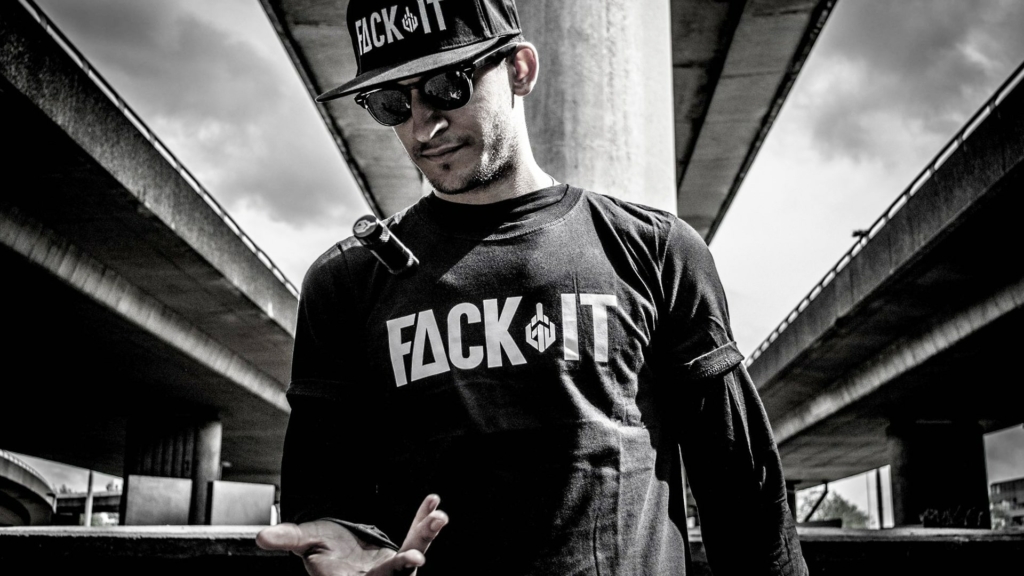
left=279, top=249, right=397, bottom=550
left=656, top=220, right=807, bottom=576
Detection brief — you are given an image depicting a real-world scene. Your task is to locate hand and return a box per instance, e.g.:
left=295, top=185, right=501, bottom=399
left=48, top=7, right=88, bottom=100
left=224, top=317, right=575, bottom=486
left=256, top=494, right=449, bottom=576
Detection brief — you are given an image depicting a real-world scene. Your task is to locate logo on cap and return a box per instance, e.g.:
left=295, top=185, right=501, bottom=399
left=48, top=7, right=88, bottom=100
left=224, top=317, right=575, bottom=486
left=355, top=0, right=448, bottom=57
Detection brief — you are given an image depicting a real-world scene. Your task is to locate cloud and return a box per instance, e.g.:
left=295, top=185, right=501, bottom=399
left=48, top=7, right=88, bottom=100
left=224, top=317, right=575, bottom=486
left=36, top=0, right=369, bottom=231
left=798, top=0, right=1024, bottom=164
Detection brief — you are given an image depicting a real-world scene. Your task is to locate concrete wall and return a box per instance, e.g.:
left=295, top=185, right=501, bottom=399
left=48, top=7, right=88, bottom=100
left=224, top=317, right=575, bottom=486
left=1, top=526, right=1021, bottom=575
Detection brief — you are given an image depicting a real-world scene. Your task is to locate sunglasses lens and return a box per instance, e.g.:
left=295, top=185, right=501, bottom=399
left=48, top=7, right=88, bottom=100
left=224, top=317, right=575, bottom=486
left=364, top=89, right=411, bottom=126
left=423, top=70, right=472, bottom=110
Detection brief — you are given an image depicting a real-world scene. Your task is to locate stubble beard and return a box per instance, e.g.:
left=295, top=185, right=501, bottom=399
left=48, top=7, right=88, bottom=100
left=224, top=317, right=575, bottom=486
left=425, top=108, right=519, bottom=195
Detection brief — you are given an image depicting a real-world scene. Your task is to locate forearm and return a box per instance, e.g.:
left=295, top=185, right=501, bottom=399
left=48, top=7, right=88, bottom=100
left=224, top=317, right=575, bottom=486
left=680, top=365, right=806, bottom=576
left=280, top=396, right=380, bottom=526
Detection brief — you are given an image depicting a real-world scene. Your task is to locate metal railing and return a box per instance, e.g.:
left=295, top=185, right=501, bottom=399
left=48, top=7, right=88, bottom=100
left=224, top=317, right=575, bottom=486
left=747, top=59, right=1024, bottom=365
left=0, top=449, right=55, bottom=494
left=17, top=0, right=299, bottom=298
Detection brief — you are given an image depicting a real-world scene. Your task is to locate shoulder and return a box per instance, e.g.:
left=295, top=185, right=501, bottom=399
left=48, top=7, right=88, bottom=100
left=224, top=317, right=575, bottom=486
left=300, top=238, right=369, bottom=300
left=300, top=202, right=423, bottom=298
left=575, top=187, right=708, bottom=257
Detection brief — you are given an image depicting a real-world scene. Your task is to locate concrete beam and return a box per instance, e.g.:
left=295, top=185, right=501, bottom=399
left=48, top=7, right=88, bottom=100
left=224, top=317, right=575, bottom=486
left=1, top=2, right=297, bottom=385
left=750, top=71, right=1024, bottom=407
left=0, top=208, right=289, bottom=415
left=0, top=451, right=54, bottom=526
left=772, top=275, right=1024, bottom=445
left=676, top=0, right=835, bottom=239
left=260, top=0, right=418, bottom=217
left=56, top=493, right=122, bottom=515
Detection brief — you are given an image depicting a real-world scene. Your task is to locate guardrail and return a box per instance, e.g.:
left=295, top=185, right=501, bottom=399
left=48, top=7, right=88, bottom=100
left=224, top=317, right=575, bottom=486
left=0, top=449, right=55, bottom=495
left=17, top=0, right=300, bottom=298
left=746, top=59, right=1024, bottom=365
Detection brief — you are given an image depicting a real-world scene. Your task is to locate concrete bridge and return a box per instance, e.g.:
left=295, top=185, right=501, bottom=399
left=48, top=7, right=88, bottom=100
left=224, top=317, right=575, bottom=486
left=0, top=0, right=295, bottom=523
left=748, top=62, right=1024, bottom=527
left=0, top=450, right=54, bottom=526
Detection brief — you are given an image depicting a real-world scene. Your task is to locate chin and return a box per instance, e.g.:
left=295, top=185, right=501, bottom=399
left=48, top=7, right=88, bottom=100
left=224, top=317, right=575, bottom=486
left=422, top=165, right=476, bottom=195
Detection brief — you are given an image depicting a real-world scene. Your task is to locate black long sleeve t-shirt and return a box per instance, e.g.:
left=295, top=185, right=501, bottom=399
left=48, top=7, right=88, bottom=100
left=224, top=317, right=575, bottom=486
left=281, top=185, right=807, bottom=575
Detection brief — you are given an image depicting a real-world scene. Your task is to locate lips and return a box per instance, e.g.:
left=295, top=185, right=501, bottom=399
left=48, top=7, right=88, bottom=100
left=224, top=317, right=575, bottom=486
left=419, top=143, right=464, bottom=162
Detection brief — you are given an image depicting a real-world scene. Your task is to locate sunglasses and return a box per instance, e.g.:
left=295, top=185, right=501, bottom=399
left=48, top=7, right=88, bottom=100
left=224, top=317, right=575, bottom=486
left=355, top=43, right=519, bottom=127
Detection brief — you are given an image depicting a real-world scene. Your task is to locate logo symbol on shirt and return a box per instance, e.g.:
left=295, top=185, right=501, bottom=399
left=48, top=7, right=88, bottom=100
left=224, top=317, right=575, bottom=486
left=525, top=303, right=556, bottom=352
left=401, top=7, right=419, bottom=33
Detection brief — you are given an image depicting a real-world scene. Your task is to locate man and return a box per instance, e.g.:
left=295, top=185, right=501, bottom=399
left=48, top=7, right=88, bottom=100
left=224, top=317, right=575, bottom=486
left=257, top=1, right=807, bottom=574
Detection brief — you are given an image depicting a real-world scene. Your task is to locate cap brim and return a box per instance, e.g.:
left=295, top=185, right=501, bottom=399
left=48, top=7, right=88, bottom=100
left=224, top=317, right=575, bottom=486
left=315, top=35, right=517, bottom=102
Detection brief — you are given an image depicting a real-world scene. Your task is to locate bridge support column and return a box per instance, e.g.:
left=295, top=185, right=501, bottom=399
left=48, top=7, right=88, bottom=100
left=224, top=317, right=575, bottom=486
left=122, top=414, right=222, bottom=525
left=786, top=480, right=799, bottom=521
left=887, top=421, right=990, bottom=528
left=189, top=419, right=222, bottom=525
left=518, top=0, right=677, bottom=213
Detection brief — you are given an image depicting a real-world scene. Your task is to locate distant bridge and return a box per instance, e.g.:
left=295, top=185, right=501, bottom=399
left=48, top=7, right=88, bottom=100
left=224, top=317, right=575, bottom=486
left=0, top=450, right=53, bottom=526
left=749, top=62, right=1024, bottom=526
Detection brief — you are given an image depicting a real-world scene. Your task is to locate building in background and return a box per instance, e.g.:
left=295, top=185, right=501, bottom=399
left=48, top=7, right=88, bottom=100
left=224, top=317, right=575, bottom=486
left=991, top=477, right=1024, bottom=528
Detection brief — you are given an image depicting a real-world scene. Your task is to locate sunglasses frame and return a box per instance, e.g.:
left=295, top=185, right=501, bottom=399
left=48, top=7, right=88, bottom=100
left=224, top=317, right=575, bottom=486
left=355, top=42, right=520, bottom=127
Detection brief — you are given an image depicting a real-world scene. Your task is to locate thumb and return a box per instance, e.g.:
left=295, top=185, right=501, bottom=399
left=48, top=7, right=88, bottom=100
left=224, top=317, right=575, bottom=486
left=256, top=522, right=313, bottom=553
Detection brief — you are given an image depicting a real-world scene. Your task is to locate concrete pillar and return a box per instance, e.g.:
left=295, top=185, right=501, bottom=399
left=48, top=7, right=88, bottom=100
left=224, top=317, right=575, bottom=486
left=887, top=421, right=990, bottom=528
left=188, top=419, right=222, bottom=525
left=518, top=0, right=677, bottom=214
left=122, top=414, right=222, bottom=525
left=786, top=480, right=798, bottom=521
left=83, top=470, right=94, bottom=526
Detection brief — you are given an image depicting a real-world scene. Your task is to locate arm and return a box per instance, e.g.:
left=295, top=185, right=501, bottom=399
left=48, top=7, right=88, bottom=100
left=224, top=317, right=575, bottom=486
left=678, top=359, right=806, bottom=576
left=655, top=220, right=806, bottom=575
left=279, top=392, right=382, bottom=527
left=266, top=381, right=449, bottom=576
left=278, top=246, right=380, bottom=527
left=257, top=248, right=448, bottom=575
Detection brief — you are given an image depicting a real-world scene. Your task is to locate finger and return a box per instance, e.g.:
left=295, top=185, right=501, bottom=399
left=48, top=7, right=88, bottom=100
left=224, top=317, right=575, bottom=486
left=255, top=523, right=314, bottom=553
left=399, top=509, right=449, bottom=553
left=367, top=550, right=426, bottom=576
left=407, top=494, right=441, bottom=533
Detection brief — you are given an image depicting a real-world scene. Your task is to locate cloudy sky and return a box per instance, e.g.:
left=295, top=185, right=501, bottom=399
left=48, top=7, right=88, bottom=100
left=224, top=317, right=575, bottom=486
left=20, top=0, right=1024, bottom=502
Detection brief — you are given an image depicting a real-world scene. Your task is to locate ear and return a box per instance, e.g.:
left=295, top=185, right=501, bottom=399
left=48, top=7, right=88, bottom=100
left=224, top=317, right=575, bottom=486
left=508, top=42, right=539, bottom=97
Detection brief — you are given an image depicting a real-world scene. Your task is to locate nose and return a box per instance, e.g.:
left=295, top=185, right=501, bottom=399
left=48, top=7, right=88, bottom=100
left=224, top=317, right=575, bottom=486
left=407, top=88, right=448, bottom=143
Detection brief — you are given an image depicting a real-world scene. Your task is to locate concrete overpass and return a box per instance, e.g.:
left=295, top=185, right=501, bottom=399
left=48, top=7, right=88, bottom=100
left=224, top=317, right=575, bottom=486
left=0, top=1, right=296, bottom=521
left=260, top=0, right=834, bottom=239
left=0, top=451, right=54, bottom=526
left=747, top=62, right=1024, bottom=526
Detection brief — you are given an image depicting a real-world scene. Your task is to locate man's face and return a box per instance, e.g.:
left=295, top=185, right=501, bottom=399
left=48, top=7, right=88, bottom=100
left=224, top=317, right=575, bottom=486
left=392, top=59, right=519, bottom=195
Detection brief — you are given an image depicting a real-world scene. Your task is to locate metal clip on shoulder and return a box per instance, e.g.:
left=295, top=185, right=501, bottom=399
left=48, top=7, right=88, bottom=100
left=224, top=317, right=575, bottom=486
left=352, top=215, right=419, bottom=275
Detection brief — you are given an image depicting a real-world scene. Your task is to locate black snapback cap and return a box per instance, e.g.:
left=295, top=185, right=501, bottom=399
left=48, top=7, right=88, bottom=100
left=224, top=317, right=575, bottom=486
left=316, top=0, right=522, bottom=102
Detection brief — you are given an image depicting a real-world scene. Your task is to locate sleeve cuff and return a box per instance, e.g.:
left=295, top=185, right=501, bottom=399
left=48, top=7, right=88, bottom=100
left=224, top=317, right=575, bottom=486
left=683, top=341, right=744, bottom=380
left=323, top=519, right=399, bottom=551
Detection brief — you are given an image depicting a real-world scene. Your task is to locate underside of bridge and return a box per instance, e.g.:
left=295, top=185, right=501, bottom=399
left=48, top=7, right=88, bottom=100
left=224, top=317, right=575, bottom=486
left=260, top=0, right=834, bottom=239
left=748, top=69, right=1024, bottom=503
left=0, top=451, right=54, bottom=526
left=0, top=2, right=295, bottom=490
